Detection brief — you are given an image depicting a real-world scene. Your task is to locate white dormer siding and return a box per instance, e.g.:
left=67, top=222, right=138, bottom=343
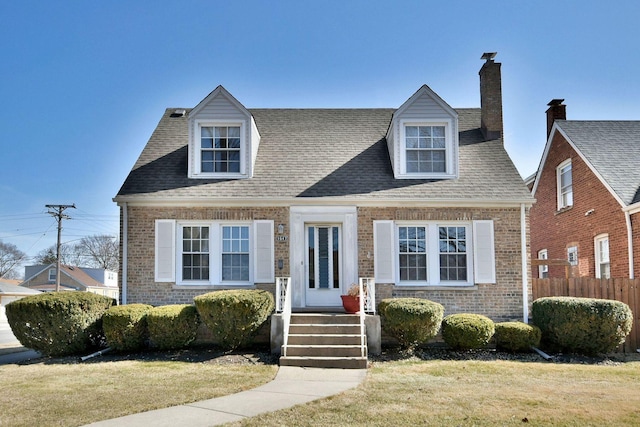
left=387, top=85, right=459, bottom=180
left=188, top=86, right=260, bottom=179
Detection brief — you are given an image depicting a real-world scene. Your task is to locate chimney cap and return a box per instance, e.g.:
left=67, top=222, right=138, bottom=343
left=547, top=99, right=565, bottom=106
left=481, top=52, right=497, bottom=61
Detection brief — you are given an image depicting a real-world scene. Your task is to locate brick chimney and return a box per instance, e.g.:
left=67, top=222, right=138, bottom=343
left=479, top=52, right=503, bottom=140
left=546, top=99, right=566, bottom=137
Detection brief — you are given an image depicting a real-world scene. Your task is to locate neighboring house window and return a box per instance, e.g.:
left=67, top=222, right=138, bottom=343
left=538, top=249, right=548, bottom=278
left=48, top=268, right=56, bottom=282
left=557, top=159, right=573, bottom=210
left=182, top=226, right=210, bottom=281
left=405, top=125, right=446, bottom=173
left=397, top=223, right=472, bottom=285
left=567, top=246, right=578, bottom=266
left=201, top=125, right=241, bottom=173
left=221, top=226, right=250, bottom=281
left=595, top=234, right=610, bottom=279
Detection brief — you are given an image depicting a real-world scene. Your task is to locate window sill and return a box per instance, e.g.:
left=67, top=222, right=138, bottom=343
left=394, top=284, right=478, bottom=291
left=555, top=205, right=573, bottom=215
left=173, top=284, right=255, bottom=290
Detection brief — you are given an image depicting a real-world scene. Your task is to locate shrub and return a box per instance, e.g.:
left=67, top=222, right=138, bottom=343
left=103, top=304, right=153, bottom=352
left=532, top=297, right=633, bottom=355
left=194, top=290, right=274, bottom=351
left=442, top=313, right=495, bottom=350
left=147, top=304, right=200, bottom=350
left=378, top=298, right=444, bottom=350
left=494, top=322, right=541, bottom=352
left=5, top=292, right=115, bottom=356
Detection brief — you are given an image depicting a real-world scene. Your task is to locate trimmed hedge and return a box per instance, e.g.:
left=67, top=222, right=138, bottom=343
left=5, top=292, right=115, bottom=356
left=378, top=298, right=444, bottom=350
left=532, top=297, right=633, bottom=355
left=194, top=290, right=274, bottom=351
left=442, top=313, right=495, bottom=350
left=494, top=322, right=541, bottom=352
left=147, top=304, right=200, bottom=350
left=103, top=304, right=153, bottom=352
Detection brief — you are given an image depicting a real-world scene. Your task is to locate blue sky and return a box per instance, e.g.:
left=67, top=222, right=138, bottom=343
left=1, top=1, right=639, bottom=271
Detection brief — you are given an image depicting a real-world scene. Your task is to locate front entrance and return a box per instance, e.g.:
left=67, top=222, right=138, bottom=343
left=305, top=225, right=342, bottom=306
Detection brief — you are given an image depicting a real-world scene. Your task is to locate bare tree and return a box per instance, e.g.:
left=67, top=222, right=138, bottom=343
left=76, top=235, right=119, bottom=271
left=35, top=243, right=84, bottom=267
left=0, top=240, right=26, bottom=279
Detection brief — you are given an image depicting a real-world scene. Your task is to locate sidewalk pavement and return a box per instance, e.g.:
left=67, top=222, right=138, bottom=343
left=85, top=366, right=367, bottom=427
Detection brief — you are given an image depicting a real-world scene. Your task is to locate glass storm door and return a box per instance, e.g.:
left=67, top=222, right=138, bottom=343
left=305, top=225, right=342, bottom=306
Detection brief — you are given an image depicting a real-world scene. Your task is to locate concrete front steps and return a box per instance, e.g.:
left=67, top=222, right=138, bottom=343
left=279, top=313, right=368, bottom=369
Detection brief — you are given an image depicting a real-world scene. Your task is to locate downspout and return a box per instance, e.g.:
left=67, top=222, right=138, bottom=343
left=121, top=202, right=128, bottom=305
left=625, top=211, right=634, bottom=279
left=521, top=203, right=529, bottom=323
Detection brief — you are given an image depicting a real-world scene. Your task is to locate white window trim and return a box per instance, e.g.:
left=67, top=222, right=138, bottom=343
left=191, top=119, right=247, bottom=179
left=176, top=221, right=253, bottom=286
left=567, top=245, right=578, bottom=266
left=538, top=249, right=548, bottom=278
left=594, top=234, right=610, bottom=279
left=556, top=158, right=573, bottom=210
left=398, top=119, right=456, bottom=179
left=394, top=221, right=474, bottom=287
left=48, top=268, right=56, bottom=282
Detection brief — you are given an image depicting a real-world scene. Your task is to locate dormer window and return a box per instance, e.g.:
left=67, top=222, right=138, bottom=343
left=192, top=120, right=247, bottom=178
left=397, top=119, right=456, bottom=178
left=387, top=86, right=459, bottom=180
left=187, top=86, right=260, bottom=180
left=201, top=125, right=241, bottom=173
left=405, top=124, right=447, bottom=173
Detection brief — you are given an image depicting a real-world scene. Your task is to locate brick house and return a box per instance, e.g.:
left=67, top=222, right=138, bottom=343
left=114, top=53, right=534, bottom=324
left=529, top=100, right=640, bottom=279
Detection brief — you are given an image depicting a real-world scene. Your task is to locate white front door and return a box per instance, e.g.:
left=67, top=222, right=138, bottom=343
left=305, top=224, right=343, bottom=306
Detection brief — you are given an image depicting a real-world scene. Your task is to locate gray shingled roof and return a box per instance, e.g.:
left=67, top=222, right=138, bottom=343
left=557, top=120, right=640, bottom=206
left=116, top=108, right=533, bottom=203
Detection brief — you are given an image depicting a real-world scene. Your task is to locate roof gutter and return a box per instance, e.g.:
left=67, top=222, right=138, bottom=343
left=113, top=196, right=535, bottom=209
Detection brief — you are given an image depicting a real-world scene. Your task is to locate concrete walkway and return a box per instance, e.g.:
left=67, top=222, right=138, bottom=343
left=85, top=366, right=367, bottom=427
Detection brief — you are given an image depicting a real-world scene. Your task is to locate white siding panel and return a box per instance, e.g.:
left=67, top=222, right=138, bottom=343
left=473, top=220, right=496, bottom=284
left=195, top=94, right=248, bottom=121
left=155, top=220, right=176, bottom=282
left=402, top=94, right=454, bottom=120
left=374, top=220, right=395, bottom=283
left=254, top=220, right=274, bottom=283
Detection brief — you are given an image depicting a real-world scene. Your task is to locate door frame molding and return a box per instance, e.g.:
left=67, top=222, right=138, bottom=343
left=290, top=206, right=357, bottom=308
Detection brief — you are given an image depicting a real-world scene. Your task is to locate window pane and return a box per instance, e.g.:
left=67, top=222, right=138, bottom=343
left=398, top=226, right=427, bottom=282
left=228, top=126, right=240, bottom=138
left=221, top=225, right=250, bottom=282
left=406, top=126, right=418, bottom=137
left=439, top=226, right=467, bottom=281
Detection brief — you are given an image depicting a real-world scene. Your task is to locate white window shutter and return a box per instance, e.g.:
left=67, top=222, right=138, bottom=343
left=374, top=220, right=395, bottom=283
left=473, top=220, right=496, bottom=284
left=254, top=220, right=274, bottom=283
left=155, top=220, right=176, bottom=282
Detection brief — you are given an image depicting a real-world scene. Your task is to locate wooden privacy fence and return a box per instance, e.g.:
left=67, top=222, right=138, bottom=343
left=532, top=278, right=640, bottom=352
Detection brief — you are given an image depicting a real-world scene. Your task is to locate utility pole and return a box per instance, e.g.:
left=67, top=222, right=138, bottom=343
left=46, top=204, right=76, bottom=292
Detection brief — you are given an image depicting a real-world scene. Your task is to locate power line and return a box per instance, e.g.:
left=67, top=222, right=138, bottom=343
left=46, top=204, right=76, bottom=292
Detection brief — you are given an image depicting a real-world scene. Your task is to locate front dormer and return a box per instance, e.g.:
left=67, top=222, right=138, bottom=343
left=188, top=86, right=260, bottom=179
left=386, top=85, right=459, bottom=180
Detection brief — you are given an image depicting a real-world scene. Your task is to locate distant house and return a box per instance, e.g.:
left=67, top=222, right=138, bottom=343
left=530, top=99, right=640, bottom=279
left=0, top=280, right=41, bottom=327
left=20, top=264, right=119, bottom=300
left=114, top=53, right=534, bottom=322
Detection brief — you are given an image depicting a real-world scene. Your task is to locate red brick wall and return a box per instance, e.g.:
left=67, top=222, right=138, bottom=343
left=530, top=132, right=629, bottom=278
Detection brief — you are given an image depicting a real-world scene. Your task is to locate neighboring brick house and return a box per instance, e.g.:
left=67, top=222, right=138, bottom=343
left=20, top=264, right=119, bottom=299
left=115, top=53, right=534, bottom=322
left=530, top=99, right=640, bottom=279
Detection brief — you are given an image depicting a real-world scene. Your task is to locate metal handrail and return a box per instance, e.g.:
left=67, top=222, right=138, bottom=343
left=276, top=277, right=292, bottom=357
